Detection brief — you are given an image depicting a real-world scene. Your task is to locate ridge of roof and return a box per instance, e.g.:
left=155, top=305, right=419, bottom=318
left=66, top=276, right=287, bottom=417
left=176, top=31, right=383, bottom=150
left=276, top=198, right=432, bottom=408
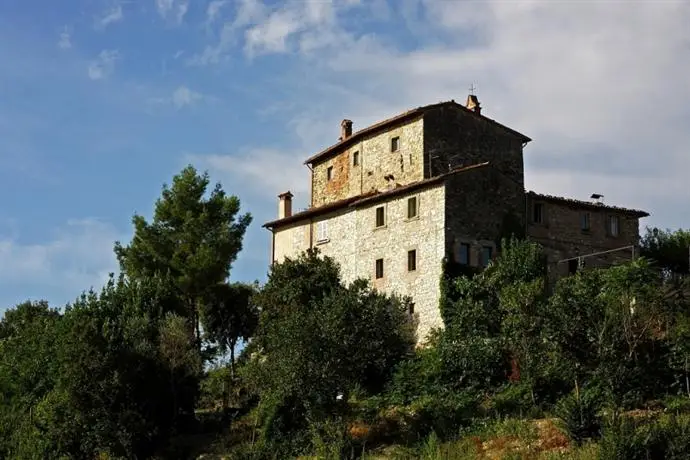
left=527, top=191, right=649, bottom=217
left=303, top=100, right=531, bottom=166
left=263, top=162, right=490, bottom=229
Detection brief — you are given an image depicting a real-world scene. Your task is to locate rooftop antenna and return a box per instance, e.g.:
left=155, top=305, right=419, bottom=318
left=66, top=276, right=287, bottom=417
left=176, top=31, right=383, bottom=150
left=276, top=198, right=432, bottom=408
left=469, top=83, right=477, bottom=95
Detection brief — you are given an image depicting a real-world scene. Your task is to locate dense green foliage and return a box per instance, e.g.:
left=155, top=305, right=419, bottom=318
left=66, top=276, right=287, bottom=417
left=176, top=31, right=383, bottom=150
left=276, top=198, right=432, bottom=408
left=3, top=163, right=690, bottom=458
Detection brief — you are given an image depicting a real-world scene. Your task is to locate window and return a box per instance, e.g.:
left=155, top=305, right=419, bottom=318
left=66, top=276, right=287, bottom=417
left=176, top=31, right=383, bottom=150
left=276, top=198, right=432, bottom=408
left=533, top=203, right=544, bottom=224
left=407, top=250, right=417, bottom=272
left=581, top=212, right=591, bottom=231
left=375, top=206, right=385, bottom=227
left=326, top=166, right=333, bottom=181
left=407, top=196, right=418, bottom=219
left=568, top=259, right=579, bottom=275
left=391, top=136, right=400, bottom=152
left=375, top=258, right=384, bottom=279
left=608, top=215, right=620, bottom=237
left=352, top=151, right=359, bottom=166
left=458, top=243, right=470, bottom=265
left=316, top=221, right=328, bottom=242
left=481, top=246, right=493, bottom=267
left=408, top=302, right=415, bottom=315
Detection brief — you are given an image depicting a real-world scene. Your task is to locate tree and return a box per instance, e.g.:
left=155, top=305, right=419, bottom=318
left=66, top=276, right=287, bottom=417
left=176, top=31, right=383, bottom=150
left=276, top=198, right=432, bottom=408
left=114, top=165, right=252, bottom=348
left=201, top=282, right=259, bottom=379
left=640, top=227, right=690, bottom=277
left=245, top=249, right=415, bottom=453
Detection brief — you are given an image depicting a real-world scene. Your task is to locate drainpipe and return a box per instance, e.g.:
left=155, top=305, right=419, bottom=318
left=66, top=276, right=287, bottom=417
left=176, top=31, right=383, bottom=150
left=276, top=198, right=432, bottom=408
left=306, top=164, right=314, bottom=208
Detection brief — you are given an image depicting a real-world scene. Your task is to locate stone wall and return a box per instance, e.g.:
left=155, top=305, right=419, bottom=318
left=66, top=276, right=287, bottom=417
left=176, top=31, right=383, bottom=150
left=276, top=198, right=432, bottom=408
left=444, top=166, right=526, bottom=266
left=271, top=184, right=447, bottom=343
left=423, top=105, right=525, bottom=186
left=310, top=116, right=425, bottom=207
left=526, top=195, right=642, bottom=279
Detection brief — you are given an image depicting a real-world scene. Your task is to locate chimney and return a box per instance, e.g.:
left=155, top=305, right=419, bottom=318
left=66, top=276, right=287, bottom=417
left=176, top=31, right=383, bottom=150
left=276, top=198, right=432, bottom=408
left=278, top=191, right=293, bottom=219
left=465, top=94, right=481, bottom=115
left=339, top=119, right=353, bottom=141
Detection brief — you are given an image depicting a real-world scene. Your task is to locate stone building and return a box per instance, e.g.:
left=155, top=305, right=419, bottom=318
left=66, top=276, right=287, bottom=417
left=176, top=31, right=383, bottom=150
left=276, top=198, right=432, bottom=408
left=263, top=96, right=649, bottom=342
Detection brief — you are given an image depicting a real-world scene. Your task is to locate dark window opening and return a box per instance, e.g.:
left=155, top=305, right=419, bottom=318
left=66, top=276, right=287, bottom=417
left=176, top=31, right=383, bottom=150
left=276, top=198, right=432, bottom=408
left=533, top=203, right=544, bottom=223
left=408, top=250, right=417, bottom=272
left=407, top=197, right=417, bottom=219
left=391, top=136, right=400, bottom=152
left=458, top=243, right=470, bottom=265
left=375, top=258, right=384, bottom=279
left=375, top=206, right=385, bottom=227
left=326, top=166, right=333, bottom=181
left=353, top=151, right=359, bottom=166
left=481, top=246, right=493, bottom=267
left=568, top=259, right=579, bottom=274
left=581, top=212, right=590, bottom=231
left=408, top=303, right=415, bottom=315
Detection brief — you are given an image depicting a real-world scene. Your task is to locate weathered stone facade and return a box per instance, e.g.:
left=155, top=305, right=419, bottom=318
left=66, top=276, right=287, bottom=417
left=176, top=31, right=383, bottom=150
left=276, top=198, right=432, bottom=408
left=310, top=117, right=425, bottom=207
left=525, top=193, right=647, bottom=280
left=265, top=97, right=650, bottom=344
left=271, top=184, right=447, bottom=341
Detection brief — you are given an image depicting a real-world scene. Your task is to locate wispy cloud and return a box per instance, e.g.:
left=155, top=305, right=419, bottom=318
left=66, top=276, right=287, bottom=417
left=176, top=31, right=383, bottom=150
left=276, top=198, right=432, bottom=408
left=148, top=85, right=207, bottom=109
left=0, top=218, right=123, bottom=308
left=156, top=0, right=188, bottom=25
left=57, top=28, right=72, bottom=49
left=206, top=0, right=228, bottom=26
left=95, top=5, right=123, bottom=30
left=87, top=50, right=120, bottom=80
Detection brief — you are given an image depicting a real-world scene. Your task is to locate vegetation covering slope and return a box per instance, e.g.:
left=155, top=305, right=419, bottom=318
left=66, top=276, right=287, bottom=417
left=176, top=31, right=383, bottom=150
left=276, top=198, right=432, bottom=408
left=2, top=165, right=690, bottom=459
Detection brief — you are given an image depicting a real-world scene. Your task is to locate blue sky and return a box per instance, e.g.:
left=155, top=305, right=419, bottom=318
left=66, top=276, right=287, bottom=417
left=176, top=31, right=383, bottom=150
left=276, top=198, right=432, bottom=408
left=1, top=0, right=690, bottom=311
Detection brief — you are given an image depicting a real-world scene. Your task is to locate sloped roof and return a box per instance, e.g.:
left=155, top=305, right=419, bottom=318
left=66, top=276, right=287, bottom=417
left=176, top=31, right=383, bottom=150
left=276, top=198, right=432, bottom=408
left=303, top=100, right=532, bottom=166
left=263, top=162, right=490, bottom=229
left=526, top=191, right=649, bottom=218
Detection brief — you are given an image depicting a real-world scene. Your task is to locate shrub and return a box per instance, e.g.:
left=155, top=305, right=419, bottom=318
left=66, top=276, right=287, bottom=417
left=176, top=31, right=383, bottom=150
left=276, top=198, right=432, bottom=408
left=555, top=386, right=605, bottom=444
left=599, top=412, right=690, bottom=460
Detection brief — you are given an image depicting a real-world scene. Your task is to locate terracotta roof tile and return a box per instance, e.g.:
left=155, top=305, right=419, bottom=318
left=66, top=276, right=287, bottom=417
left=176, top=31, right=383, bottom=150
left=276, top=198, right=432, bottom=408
left=526, top=191, right=649, bottom=218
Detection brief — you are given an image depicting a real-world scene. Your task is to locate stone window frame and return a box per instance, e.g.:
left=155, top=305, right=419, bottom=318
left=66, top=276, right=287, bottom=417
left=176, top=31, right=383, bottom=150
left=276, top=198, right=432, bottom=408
left=407, top=249, right=417, bottom=272
left=315, top=220, right=330, bottom=244
left=406, top=195, right=419, bottom=221
left=352, top=150, right=360, bottom=167
left=375, top=205, right=387, bottom=229
left=391, top=136, right=400, bottom=152
left=326, top=166, right=333, bottom=181
left=375, top=258, right=384, bottom=279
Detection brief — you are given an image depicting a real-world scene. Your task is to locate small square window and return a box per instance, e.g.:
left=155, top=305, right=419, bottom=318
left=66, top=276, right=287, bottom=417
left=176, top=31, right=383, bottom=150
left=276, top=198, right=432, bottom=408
left=408, top=249, right=417, bottom=272
left=581, top=212, right=590, bottom=231
left=375, top=258, right=384, bottom=279
left=375, top=206, right=385, bottom=227
left=533, top=203, right=544, bottom=224
left=458, top=243, right=470, bottom=265
left=608, top=215, right=620, bottom=237
left=353, top=151, right=359, bottom=166
left=391, top=136, right=400, bottom=152
left=481, top=246, right=493, bottom=267
left=326, top=166, right=333, bottom=181
left=407, top=197, right=418, bottom=219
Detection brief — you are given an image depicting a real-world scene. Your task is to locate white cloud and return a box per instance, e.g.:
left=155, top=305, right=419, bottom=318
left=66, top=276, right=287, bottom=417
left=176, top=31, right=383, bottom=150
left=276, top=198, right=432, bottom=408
left=215, top=0, right=690, bottom=229
left=95, top=5, right=123, bottom=30
left=148, top=85, right=207, bottom=109
left=0, top=219, right=123, bottom=308
left=87, top=49, right=120, bottom=80
left=156, top=0, right=188, bottom=25
left=206, top=0, right=228, bottom=25
left=172, top=85, right=202, bottom=108
left=57, top=29, right=71, bottom=49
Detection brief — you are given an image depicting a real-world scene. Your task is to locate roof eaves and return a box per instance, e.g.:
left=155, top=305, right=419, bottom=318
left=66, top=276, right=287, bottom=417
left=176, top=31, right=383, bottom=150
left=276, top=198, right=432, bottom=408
left=527, top=191, right=649, bottom=218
